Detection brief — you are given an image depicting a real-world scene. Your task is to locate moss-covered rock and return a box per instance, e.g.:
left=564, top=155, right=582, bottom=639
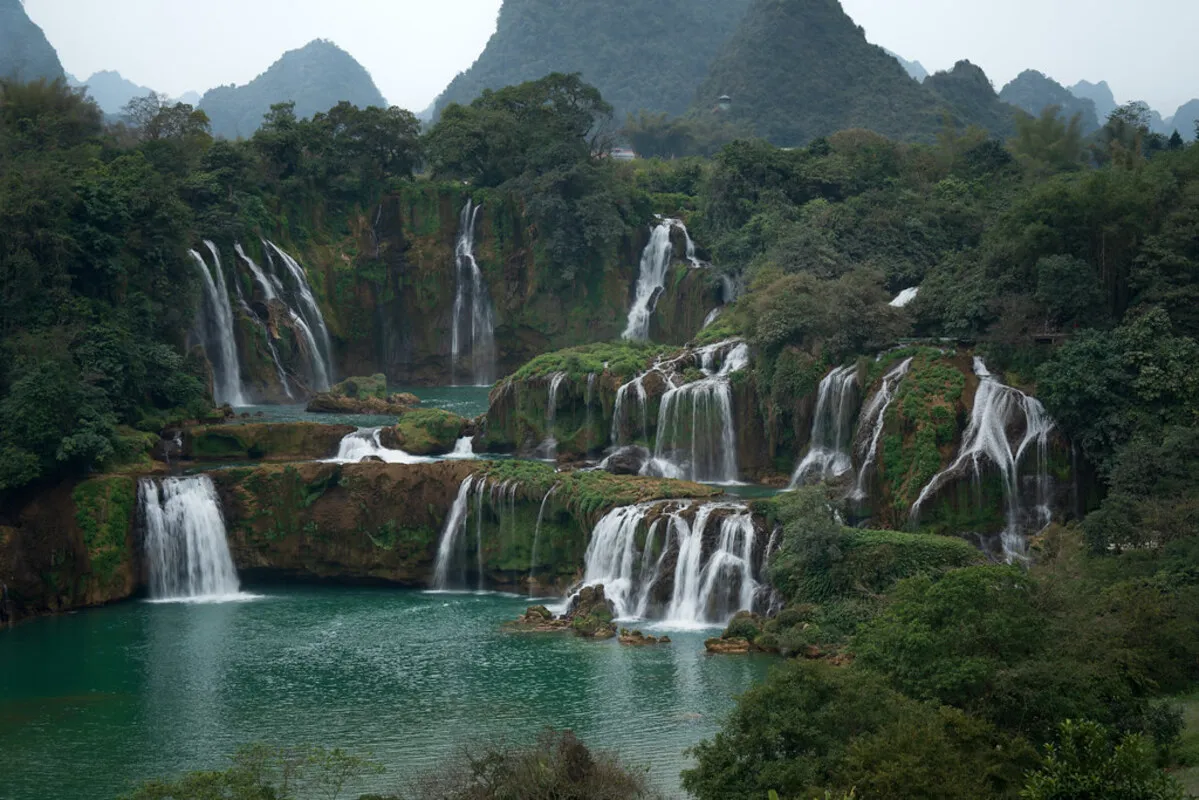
left=183, top=422, right=355, bottom=462
left=1, top=477, right=139, bottom=624
left=379, top=408, right=468, bottom=455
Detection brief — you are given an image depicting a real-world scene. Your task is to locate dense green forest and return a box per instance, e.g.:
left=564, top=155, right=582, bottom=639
left=433, top=0, right=752, bottom=120
left=4, top=55, right=1199, bottom=795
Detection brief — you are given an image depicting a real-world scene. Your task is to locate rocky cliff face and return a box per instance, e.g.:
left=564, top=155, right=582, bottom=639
left=0, top=0, right=65, bottom=84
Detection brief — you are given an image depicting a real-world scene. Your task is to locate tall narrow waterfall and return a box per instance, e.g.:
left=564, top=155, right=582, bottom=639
left=624, top=218, right=698, bottom=341
left=910, top=358, right=1055, bottom=561
left=189, top=244, right=245, bottom=407
left=235, top=243, right=281, bottom=301
left=266, top=241, right=334, bottom=390
left=646, top=341, right=749, bottom=484
left=577, top=500, right=760, bottom=626
left=790, top=365, right=860, bottom=487
left=851, top=357, right=913, bottom=500
left=231, top=269, right=294, bottom=401
left=537, top=372, right=568, bottom=460
left=451, top=200, right=497, bottom=386
left=140, top=476, right=242, bottom=601
left=432, top=475, right=517, bottom=591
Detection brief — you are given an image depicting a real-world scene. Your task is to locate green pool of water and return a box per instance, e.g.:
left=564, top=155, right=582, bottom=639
left=0, top=589, right=771, bottom=799
left=232, top=385, right=493, bottom=427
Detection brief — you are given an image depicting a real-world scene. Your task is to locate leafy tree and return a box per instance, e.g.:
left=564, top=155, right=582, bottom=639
left=1021, top=720, right=1185, bottom=800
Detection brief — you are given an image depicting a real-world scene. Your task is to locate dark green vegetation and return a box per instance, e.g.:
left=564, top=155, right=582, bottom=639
left=124, top=731, right=658, bottom=800
left=694, top=0, right=1018, bottom=146
left=199, top=40, right=387, bottom=140
left=0, top=0, right=64, bottom=83
left=433, top=0, right=751, bottom=121
left=685, top=491, right=1198, bottom=798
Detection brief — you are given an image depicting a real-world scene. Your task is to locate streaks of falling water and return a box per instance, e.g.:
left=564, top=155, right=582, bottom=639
left=537, top=372, right=569, bottom=460
left=528, top=483, right=561, bottom=596
left=623, top=218, right=703, bottom=342
left=266, top=241, right=334, bottom=390
left=850, top=358, right=913, bottom=500
left=139, top=476, right=243, bottom=601
left=789, top=365, right=861, bottom=488
left=451, top=200, right=497, bottom=387
left=910, top=358, right=1055, bottom=562
left=189, top=244, right=245, bottom=407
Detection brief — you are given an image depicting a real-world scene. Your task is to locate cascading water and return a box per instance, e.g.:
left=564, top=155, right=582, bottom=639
left=266, top=242, right=334, bottom=389
left=189, top=244, right=245, bottom=407
left=624, top=218, right=696, bottom=341
left=850, top=357, right=913, bottom=500
left=575, top=500, right=760, bottom=625
left=139, top=476, right=242, bottom=601
left=890, top=287, right=920, bottom=307
left=611, top=372, right=651, bottom=446
left=431, top=475, right=519, bottom=591
left=433, top=476, right=478, bottom=590
left=790, top=365, right=861, bottom=488
left=445, top=437, right=477, bottom=460
left=537, top=372, right=568, bottom=460
left=645, top=341, right=749, bottom=484
left=528, top=483, right=561, bottom=595
left=230, top=268, right=294, bottom=401
left=910, top=358, right=1055, bottom=561
left=325, top=428, right=433, bottom=465
left=235, top=243, right=281, bottom=301
left=451, top=200, right=497, bottom=386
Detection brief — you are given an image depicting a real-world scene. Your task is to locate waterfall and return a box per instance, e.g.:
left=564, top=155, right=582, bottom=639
left=325, top=428, right=434, bottom=465
left=910, top=358, right=1055, bottom=561
left=529, top=483, right=561, bottom=595
left=623, top=219, right=676, bottom=341
left=266, top=242, right=334, bottom=389
left=451, top=200, right=497, bottom=387
left=611, top=372, right=651, bottom=446
left=645, top=341, right=749, bottom=484
left=584, top=373, right=597, bottom=452
left=235, top=243, right=281, bottom=301
left=890, top=287, right=920, bottom=308
left=139, top=476, right=242, bottom=601
left=189, top=244, right=246, bottom=407
left=851, top=357, right=913, bottom=500
left=445, top=437, right=477, bottom=460
left=575, top=500, right=760, bottom=625
left=702, top=307, right=723, bottom=329
left=231, top=267, right=294, bottom=401
left=433, top=476, right=477, bottom=590
left=537, top=372, right=568, bottom=459
left=790, top=365, right=861, bottom=488
left=288, top=309, right=331, bottom=392
left=665, top=504, right=757, bottom=627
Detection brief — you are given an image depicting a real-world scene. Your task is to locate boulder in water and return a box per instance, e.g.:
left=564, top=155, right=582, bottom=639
left=379, top=409, right=469, bottom=455
left=619, top=628, right=669, bottom=646
left=506, top=605, right=571, bottom=633
left=601, top=446, right=651, bottom=476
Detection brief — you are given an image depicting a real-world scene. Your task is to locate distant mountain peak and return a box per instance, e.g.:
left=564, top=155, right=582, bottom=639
left=1001, top=69, right=1100, bottom=133
left=199, top=38, right=386, bottom=139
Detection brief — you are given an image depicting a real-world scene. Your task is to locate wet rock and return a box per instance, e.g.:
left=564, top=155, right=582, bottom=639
left=619, top=628, right=670, bottom=646
left=704, top=637, right=751, bottom=654
left=506, top=605, right=571, bottom=633
left=601, top=446, right=650, bottom=476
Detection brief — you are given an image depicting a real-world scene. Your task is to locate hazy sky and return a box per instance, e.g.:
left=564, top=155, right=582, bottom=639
left=23, top=0, right=1199, bottom=115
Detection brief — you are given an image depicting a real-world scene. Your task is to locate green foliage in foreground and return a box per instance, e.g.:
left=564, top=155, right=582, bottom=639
left=509, top=341, right=677, bottom=383
left=123, top=731, right=658, bottom=800
left=1021, top=720, right=1186, bottom=800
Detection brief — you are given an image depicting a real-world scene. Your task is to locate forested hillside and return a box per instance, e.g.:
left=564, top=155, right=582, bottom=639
left=1000, top=68, right=1100, bottom=133
left=433, top=0, right=751, bottom=120
left=0, top=0, right=64, bottom=83
left=199, top=40, right=386, bottom=139
left=694, top=0, right=1019, bottom=145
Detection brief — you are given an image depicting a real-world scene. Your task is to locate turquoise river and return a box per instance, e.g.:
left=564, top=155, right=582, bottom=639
left=0, top=588, right=772, bottom=798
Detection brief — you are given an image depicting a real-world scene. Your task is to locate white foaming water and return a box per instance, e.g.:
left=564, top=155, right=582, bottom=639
left=537, top=372, right=568, bottom=459
left=623, top=218, right=702, bottom=341
left=910, top=358, right=1055, bottom=561
left=230, top=271, right=294, bottom=400
left=140, top=476, right=245, bottom=602
left=611, top=372, right=651, bottom=446
left=451, top=200, right=497, bottom=386
left=189, top=244, right=245, bottom=407
left=790, top=365, right=860, bottom=488
left=851, top=357, right=913, bottom=500
left=574, top=499, right=760, bottom=627
left=266, top=242, right=334, bottom=390
left=325, top=428, right=434, bottom=465
left=890, top=287, right=920, bottom=307
left=645, top=341, right=749, bottom=484
left=702, top=307, right=723, bottom=329
left=433, top=476, right=477, bottom=590
left=444, top=437, right=477, bottom=460
left=288, top=309, right=331, bottom=392
left=235, top=243, right=281, bottom=301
